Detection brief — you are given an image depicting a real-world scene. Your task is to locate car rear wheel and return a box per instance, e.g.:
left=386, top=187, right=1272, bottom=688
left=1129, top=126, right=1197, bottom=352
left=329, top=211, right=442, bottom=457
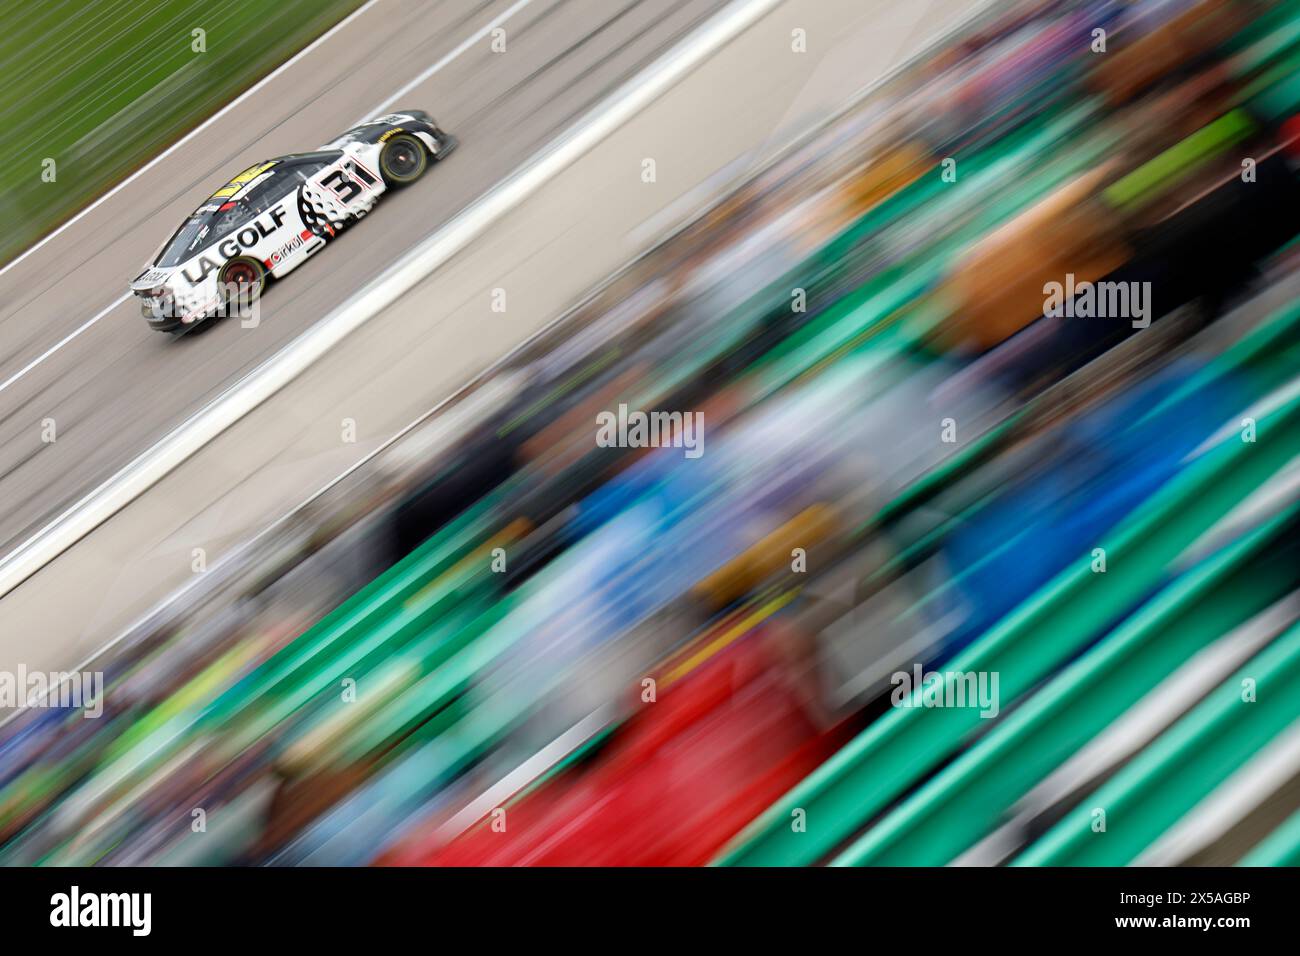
left=379, top=133, right=429, bottom=186
left=220, top=257, right=266, bottom=305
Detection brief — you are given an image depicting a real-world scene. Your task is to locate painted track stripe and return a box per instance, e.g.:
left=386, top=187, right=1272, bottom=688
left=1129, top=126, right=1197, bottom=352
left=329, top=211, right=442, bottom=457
left=0, top=293, right=128, bottom=396
left=356, top=0, right=540, bottom=124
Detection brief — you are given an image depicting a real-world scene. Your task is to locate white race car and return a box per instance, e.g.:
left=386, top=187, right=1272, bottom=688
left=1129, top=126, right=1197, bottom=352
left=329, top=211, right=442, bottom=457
left=130, top=110, right=456, bottom=333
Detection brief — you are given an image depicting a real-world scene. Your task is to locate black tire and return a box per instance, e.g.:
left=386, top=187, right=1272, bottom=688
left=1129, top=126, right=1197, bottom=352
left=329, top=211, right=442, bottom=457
left=379, top=133, right=429, bottom=186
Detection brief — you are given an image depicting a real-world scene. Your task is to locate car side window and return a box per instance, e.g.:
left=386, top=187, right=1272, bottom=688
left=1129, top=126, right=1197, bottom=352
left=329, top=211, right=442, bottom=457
left=282, top=161, right=329, bottom=191
left=242, top=171, right=295, bottom=215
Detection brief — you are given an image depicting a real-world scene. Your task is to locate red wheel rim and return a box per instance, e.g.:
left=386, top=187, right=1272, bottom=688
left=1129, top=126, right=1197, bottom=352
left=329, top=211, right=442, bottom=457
left=225, top=262, right=257, bottom=287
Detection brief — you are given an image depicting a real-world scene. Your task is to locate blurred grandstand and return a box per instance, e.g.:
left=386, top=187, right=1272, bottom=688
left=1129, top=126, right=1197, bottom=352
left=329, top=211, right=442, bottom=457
left=2, top=0, right=1299, bottom=866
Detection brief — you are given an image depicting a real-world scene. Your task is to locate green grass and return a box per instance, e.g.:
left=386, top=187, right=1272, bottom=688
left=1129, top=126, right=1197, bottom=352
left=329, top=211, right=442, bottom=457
left=0, top=0, right=365, bottom=267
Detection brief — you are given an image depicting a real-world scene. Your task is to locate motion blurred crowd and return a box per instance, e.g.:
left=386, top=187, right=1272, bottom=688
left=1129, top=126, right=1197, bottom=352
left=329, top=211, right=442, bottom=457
left=3, top=0, right=1299, bottom=866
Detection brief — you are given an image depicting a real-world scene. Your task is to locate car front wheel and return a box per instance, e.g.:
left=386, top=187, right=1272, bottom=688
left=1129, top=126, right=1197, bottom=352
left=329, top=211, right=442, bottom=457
left=379, top=133, right=429, bottom=186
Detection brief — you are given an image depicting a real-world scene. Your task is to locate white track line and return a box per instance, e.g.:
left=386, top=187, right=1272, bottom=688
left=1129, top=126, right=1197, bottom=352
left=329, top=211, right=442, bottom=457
left=0, top=0, right=540, bottom=398
left=0, top=0, right=381, bottom=283
left=357, top=0, right=539, bottom=124
left=0, top=293, right=128, bottom=396
left=0, top=0, right=783, bottom=601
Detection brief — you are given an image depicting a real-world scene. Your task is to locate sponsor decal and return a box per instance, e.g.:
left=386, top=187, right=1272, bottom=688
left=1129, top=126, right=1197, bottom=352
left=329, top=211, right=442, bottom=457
left=295, top=184, right=342, bottom=237
left=210, top=160, right=278, bottom=199
left=264, top=231, right=306, bottom=268
left=179, top=203, right=287, bottom=284
left=320, top=167, right=363, bottom=202
left=348, top=159, right=380, bottom=185
left=229, top=171, right=275, bottom=200
left=182, top=257, right=222, bottom=285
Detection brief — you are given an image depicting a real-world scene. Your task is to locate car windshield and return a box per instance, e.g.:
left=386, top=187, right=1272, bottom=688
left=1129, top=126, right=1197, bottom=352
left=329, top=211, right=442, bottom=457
left=154, top=158, right=330, bottom=267
left=155, top=207, right=250, bottom=267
